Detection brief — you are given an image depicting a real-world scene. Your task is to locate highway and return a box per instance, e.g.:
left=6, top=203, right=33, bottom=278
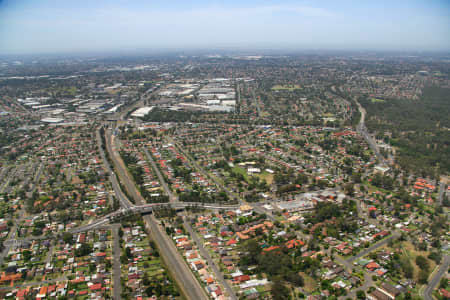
left=104, top=128, right=209, bottom=300
left=97, top=130, right=132, bottom=208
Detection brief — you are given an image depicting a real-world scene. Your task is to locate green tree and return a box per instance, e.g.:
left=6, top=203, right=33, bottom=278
left=415, top=256, right=429, bottom=271
left=62, top=232, right=73, bottom=244
left=418, top=269, right=429, bottom=284
left=357, top=290, right=366, bottom=299
left=271, top=280, right=291, bottom=300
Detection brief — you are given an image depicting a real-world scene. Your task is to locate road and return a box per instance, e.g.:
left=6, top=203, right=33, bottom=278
left=438, top=182, right=446, bottom=206
left=72, top=202, right=239, bottom=233
left=45, top=244, right=54, bottom=264
left=354, top=98, right=388, bottom=167
left=29, top=162, right=44, bottom=192
left=0, top=166, right=10, bottom=186
left=424, top=255, right=450, bottom=300
left=143, top=214, right=208, bottom=300
left=0, top=276, right=68, bottom=291
left=171, top=139, right=240, bottom=205
left=112, top=225, right=122, bottom=300
left=100, top=128, right=133, bottom=209
left=0, top=159, right=45, bottom=265
left=347, top=233, right=400, bottom=263
left=70, top=216, right=111, bottom=234
left=0, top=166, right=18, bottom=193
left=183, top=215, right=238, bottom=300
left=335, top=253, right=373, bottom=300
left=104, top=128, right=209, bottom=300
left=0, top=221, right=18, bottom=265
left=143, top=147, right=177, bottom=202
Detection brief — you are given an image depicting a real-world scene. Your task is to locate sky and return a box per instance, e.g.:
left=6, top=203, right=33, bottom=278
left=0, top=0, right=449, bottom=55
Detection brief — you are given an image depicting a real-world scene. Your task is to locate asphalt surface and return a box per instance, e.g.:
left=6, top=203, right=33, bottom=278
left=438, top=182, right=446, bottom=206
left=102, top=129, right=133, bottom=209
left=0, top=276, right=68, bottom=291
left=0, top=166, right=18, bottom=193
left=183, top=215, right=238, bottom=300
left=172, top=139, right=241, bottom=205
left=143, top=147, right=177, bottom=202
left=424, top=255, right=450, bottom=300
left=29, top=162, right=44, bottom=192
left=105, top=128, right=209, bottom=300
left=0, top=160, right=44, bottom=265
left=112, top=225, right=122, bottom=300
left=354, top=98, right=388, bottom=167
left=348, top=233, right=400, bottom=263
left=335, top=254, right=373, bottom=300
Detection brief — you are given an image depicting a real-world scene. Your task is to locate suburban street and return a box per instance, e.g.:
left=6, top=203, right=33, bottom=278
left=0, top=40, right=448, bottom=300
left=347, top=234, right=400, bottom=264
left=143, top=147, right=177, bottom=202
left=424, top=255, right=450, bottom=300
left=183, top=214, right=238, bottom=300
left=104, top=127, right=209, bottom=300
left=112, top=225, right=122, bottom=300
left=354, top=97, right=388, bottom=167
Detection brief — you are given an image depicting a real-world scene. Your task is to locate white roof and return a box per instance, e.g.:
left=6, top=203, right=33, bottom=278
left=131, top=106, right=154, bottom=117
left=41, top=117, right=64, bottom=123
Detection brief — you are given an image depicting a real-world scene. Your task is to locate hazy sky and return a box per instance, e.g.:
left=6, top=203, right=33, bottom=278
left=0, top=0, right=449, bottom=54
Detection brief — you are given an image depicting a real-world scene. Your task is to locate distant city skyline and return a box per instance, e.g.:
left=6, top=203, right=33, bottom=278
left=0, top=0, right=449, bottom=55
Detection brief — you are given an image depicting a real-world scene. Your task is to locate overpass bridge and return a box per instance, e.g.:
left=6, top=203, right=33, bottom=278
left=70, top=202, right=239, bottom=233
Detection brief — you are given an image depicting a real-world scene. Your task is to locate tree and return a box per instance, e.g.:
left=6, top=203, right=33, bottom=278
left=89, top=263, right=96, bottom=273
left=239, top=239, right=260, bottom=266
left=62, top=232, right=73, bottom=244
left=271, top=280, right=290, bottom=300
left=22, top=250, right=32, bottom=262
left=344, top=183, right=355, bottom=196
left=125, top=247, right=132, bottom=259
left=401, top=259, right=414, bottom=279
left=418, top=269, right=429, bottom=284
left=75, top=243, right=92, bottom=257
left=428, top=252, right=441, bottom=264
left=415, top=256, right=429, bottom=271
left=285, top=272, right=304, bottom=287
left=440, top=277, right=448, bottom=289
left=356, top=290, right=366, bottom=299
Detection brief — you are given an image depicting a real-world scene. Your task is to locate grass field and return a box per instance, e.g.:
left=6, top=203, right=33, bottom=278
left=402, top=241, right=436, bottom=283
left=257, top=171, right=274, bottom=185
left=300, top=272, right=317, bottom=293
left=371, top=98, right=386, bottom=103
left=379, top=241, right=436, bottom=283
left=271, top=84, right=302, bottom=91
left=232, top=166, right=250, bottom=182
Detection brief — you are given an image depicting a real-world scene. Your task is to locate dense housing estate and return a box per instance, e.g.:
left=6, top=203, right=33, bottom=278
left=0, top=53, right=448, bottom=300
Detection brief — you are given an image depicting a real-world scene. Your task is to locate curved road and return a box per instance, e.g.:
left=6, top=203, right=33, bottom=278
left=424, top=255, right=450, bottom=300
